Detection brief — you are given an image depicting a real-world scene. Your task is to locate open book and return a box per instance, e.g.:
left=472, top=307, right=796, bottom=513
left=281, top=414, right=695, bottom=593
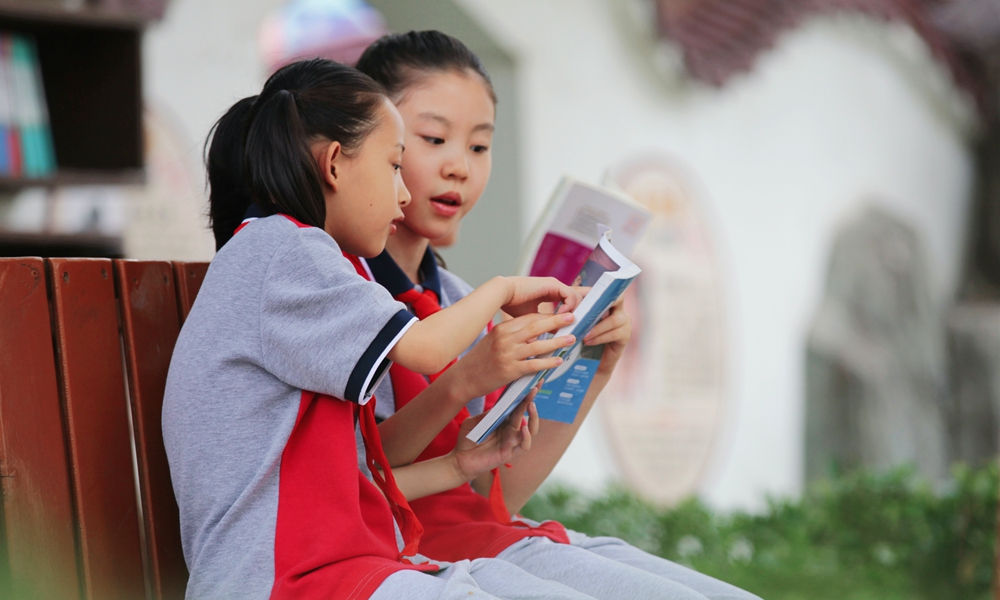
left=467, top=232, right=641, bottom=444
left=519, top=176, right=650, bottom=423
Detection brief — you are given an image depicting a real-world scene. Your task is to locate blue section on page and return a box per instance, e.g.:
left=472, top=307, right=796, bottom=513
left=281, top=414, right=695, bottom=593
left=535, top=357, right=600, bottom=423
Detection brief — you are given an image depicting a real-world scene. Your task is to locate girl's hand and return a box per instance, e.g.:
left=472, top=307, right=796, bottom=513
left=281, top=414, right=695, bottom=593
left=502, top=277, right=581, bottom=317
left=445, top=312, right=576, bottom=400
left=582, top=297, right=632, bottom=376
left=452, top=393, right=540, bottom=480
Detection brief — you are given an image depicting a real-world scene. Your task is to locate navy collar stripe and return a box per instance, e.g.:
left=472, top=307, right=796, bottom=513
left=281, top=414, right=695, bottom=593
left=366, top=247, right=442, bottom=300
left=244, top=203, right=266, bottom=220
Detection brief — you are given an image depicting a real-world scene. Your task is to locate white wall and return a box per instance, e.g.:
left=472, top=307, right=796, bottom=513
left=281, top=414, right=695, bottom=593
left=458, top=0, right=974, bottom=510
left=143, top=0, right=283, bottom=205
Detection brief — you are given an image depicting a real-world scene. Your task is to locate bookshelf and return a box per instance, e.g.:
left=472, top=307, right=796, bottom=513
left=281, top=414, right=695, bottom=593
left=0, top=229, right=122, bottom=256
left=0, top=1, right=157, bottom=257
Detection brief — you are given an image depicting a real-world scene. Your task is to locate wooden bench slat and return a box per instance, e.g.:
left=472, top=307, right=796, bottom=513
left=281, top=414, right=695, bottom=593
left=48, top=258, right=146, bottom=600
left=115, top=260, right=188, bottom=600
left=0, top=258, right=81, bottom=600
left=171, top=262, right=209, bottom=324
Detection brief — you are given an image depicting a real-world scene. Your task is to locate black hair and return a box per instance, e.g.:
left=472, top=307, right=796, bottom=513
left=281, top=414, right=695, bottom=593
left=240, top=58, right=387, bottom=229
left=206, top=95, right=256, bottom=250
left=355, top=30, right=496, bottom=104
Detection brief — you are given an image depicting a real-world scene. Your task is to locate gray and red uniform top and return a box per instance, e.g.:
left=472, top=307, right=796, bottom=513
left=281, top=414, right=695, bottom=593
left=163, top=213, right=435, bottom=600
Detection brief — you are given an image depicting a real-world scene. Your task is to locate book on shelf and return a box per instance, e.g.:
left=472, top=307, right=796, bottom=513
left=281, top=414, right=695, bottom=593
left=0, top=36, right=11, bottom=176
left=516, top=176, right=651, bottom=424
left=0, top=32, right=55, bottom=179
left=468, top=231, right=642, bottom=444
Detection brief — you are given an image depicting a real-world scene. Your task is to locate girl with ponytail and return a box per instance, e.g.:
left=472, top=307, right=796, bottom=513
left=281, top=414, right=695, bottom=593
left=164, top=58, right=597, bottom=600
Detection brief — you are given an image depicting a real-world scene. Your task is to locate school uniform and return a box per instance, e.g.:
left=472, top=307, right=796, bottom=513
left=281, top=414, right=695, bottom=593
left=362, top=248, right=763, bottom=600
left=163, top=213, right=435, bottom=600
left=163, top=213, right=607, bottom=600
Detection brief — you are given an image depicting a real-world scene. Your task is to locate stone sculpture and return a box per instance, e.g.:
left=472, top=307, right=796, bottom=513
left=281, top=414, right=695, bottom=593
left=806, top=206, right=950, bottom=482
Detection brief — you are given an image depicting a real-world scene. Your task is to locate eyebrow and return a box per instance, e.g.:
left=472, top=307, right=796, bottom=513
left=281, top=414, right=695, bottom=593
left=417, top=112, right=494, bottom=134
left=417, top=112, right=450, bottom=128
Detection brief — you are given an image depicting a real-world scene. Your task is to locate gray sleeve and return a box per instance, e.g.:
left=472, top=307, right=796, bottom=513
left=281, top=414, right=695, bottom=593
left=439, top=268, right=488, bottom=416
left=259, top=230, right=416, bottom=404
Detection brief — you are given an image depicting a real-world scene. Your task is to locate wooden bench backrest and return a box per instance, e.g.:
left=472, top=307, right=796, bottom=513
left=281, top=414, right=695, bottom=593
left=49, top=258, right=146, bottom=600
left=0, top=257, right=210, bottom=600
left=117, top=260, right=187, bottom=600
left=0, top=258, right=81, bottom=599
left=173, top=262, right=209, bottom=322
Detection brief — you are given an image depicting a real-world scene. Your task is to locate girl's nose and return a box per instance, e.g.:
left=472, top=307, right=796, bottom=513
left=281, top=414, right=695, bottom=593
left=398, top=179, right=412, bottom=207
left=443, top=151, right=469, bottom=180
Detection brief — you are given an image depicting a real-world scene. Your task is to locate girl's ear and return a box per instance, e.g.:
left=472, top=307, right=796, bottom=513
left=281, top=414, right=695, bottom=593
left=318, top=140, right=344, bottom=191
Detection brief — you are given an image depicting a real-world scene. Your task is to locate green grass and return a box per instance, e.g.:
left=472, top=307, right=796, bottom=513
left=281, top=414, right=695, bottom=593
left=522, top=463, right=998, bottom=600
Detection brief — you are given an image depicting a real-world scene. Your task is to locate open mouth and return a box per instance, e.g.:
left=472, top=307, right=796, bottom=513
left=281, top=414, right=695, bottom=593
left=431, top=192, right=462, bottom=207
left=430, top=192, right=462, bottom=216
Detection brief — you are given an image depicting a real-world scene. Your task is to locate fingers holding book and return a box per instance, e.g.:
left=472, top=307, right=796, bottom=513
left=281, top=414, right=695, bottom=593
left=445, top=312, right=576, bottom=400
left=501, top=276, right=582, bottom=317
left=453, top=395, right=539, bottom=480
left=583, top=296, right=631, bottom=347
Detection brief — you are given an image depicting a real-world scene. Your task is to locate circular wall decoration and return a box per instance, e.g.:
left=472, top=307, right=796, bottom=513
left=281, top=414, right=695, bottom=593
left=600, top=153, right=728, bottom=505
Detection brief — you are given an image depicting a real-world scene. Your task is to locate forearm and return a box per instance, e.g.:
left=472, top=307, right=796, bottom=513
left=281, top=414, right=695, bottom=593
left=389, top=276, right=511, bottom=374
left=378, top=370, right=471, bottom=467
left=390, top=453, right=467, bottom=501
left=498, top=368, right=612, bottom=513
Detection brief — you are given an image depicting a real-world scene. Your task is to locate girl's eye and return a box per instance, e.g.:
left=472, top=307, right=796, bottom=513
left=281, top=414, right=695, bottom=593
left=422, top=136, right=445, bottom=145
left=471, top=145, right=489, bottom=154
left=393, top=164, right=402, bottom=172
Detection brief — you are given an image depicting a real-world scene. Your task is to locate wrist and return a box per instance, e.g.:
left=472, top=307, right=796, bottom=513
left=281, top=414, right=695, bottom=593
left=492, top=275, right=514, bottom=306
left=437, top=366, right=475, bottom=408
left=446, top=451, right=471, bottom=485
left=596, top=341, right=626, bottom=369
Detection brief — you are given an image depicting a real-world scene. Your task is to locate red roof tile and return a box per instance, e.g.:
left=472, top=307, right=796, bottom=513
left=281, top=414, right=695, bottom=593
left=655, top=0, right=979, bottom=104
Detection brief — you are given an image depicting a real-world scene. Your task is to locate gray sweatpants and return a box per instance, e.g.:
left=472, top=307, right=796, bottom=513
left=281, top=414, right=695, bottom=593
left=478, top=527, right=762, bottom=600
left=562, top=529, right=763, bottom=600
left=373, top=531, right=763, bottom=600
left=370, top=558, right=597, bottom=599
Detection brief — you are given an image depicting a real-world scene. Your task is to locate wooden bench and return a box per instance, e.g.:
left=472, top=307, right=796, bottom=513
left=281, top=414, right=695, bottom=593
left=0, top=257, right=209, bottom=600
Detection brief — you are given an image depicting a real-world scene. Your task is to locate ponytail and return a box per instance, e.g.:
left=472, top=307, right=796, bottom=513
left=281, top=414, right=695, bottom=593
left=245, top=89, right=326, bottom=228
left=241, top=59, right=386, bottom=231
left=206, top=95, right=256, bottom=250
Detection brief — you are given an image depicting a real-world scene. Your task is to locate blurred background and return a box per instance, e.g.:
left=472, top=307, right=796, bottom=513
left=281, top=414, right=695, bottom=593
left=0, top=0, right=996, bottom=597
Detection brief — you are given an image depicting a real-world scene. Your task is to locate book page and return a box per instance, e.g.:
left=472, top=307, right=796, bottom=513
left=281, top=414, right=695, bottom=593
left=520, top=178, right=650, bottom=284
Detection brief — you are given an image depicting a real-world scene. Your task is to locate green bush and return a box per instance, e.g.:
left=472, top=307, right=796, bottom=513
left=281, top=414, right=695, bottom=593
left=522, top=463, right=998, bottom=600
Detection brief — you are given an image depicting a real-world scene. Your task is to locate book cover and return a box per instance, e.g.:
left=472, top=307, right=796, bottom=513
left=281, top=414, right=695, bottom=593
left=533, top=229, right=631, bottom=423
left=25, top=35, right=55, bottom=175
left=3, top=35, right=21, bottom=177
left=0, top=34, right=12, bottom=176
left=11, top=34, right=55, bottom=178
